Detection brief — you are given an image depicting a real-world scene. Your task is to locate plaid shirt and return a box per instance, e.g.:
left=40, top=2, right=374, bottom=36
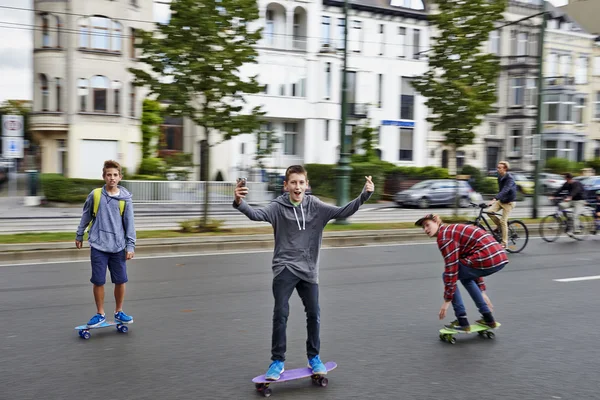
left=437, top=223, right=508, bottom=301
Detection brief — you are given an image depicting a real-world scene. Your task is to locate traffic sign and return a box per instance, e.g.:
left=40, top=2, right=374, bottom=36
left=2, top=136, right=24, bottom=159
left=2, top=115, right=24, bottom=137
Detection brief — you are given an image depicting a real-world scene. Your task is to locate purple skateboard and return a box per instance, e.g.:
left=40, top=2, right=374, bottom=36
left=252, top=361, right=337, bottom=397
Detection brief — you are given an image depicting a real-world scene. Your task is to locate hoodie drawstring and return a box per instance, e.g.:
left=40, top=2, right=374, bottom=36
left=293, top=204, right=306, bottom=231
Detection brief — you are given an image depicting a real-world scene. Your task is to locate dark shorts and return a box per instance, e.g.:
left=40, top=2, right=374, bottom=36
left=90, top=247, right=128, bottom=286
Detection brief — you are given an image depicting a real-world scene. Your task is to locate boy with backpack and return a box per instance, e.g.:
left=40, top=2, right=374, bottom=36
left=75, top=160, right=136, bottom=328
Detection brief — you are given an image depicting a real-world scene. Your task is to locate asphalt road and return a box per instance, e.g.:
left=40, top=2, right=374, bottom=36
left=1, top=238, right=598, bottom=399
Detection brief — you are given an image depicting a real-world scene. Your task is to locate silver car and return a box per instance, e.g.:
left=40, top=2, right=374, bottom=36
left=394, top=179, right=478, bottom=209
left=539, top=173, right=565, bottom=194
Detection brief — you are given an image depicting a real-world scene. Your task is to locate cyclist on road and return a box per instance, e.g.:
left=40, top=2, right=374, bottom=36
left=487, top=161, right=517, bottom=248
left=550, top=173, right=586, bottom=234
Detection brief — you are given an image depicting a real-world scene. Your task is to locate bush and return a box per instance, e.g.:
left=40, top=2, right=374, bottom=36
left=40, top=174, right=104, bottom=203
left=138, top=157, right=165, bottom=177
left=479, top=177, right=499, bottom=194
left=460, top=165, right=485, bottom=193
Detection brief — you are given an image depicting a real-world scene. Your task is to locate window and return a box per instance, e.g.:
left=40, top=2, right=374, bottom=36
left=559, top=54, right=570, bottom=76
left=130, top=83, right=136, bottom=117
left=321, top=16, right=330, bottom=45
left=399, top=128, right=413, bottom=161
left=130, top=28, right=136, bottom=58
left=78, top=78, right=88, bottom=112
left=489, top=123, right=497, bottom=136
left=574, top=96, right=585, bottom=124
left=55, top=77, right=61, bottom=112
left=377, top=74, right=383, bottom=108
left=91, top=16, right=110, bottom=50
left=412, top=29, right=421, bottom=59
left=112, top=81, right=122, bottom=114
left=324, top=120, right=329, bottom=141
left=56, top=16, right=62, bottom=48
left=595, top=92, right=600, bottom=119
left=575, top=56, right=588, bottom=85
left=265, top=10, right=274, bottom=45
left=79, top=18, right=89, bottom=47
left=400, top=77, right=415, bottom=120
left=456, top=151, right=465, bottom=169
left=346, top=71, right=356, bottom=105
left=325, top=62, right=331, bottom=100
left=517, top=32, right=528, bottom=56
left=284, top=123, right=297, bottom=155
left=528, top=33, right=537, bottom=57
left=398, top=27, right=406, bottom=58
left=544, top=140, right=558, bottom=160
left=511, top=78, right=525, bottom=106
left=524, top=78, right=537, bottom=106
left=337, top=19, right=345, bottom=50
left=258, top=122, right=272, bottom=152
left=291, top=78, right=305, bottom=98
left=547, top=53, right=557, bottom=77
left=510, top=127, right=522, bottom=154
left=379, top=24, right=385, bottom=56
left=544, top=94, right=560, bottom=121
left=351, top=20, right=362, bottom=53
left=42, top=15, right=51, bottom=47
left=112, top=21, right=122, bottom=52
left=40, top=74, right=49, bottom=111
left=160, top=117, right=184, bottom=151
left=594, top=56, right=600, bottom=76
left=489, top=30, right=500, bottom=55
left=577, top=142, right=584, bottom=162
left=91, top=75, right=109, bottom=112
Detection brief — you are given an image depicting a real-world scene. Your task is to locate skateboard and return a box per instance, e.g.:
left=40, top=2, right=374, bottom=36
left=74, top=320, right=132, bottom=340
left=252, top=361, right=337, bottom=397
left=439, top=322, right=501, bottom=344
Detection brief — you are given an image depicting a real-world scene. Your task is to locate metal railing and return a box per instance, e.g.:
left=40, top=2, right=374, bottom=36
left=121, top=180, right=272, bottom=205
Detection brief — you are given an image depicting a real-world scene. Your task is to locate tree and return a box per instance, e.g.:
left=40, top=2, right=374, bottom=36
left=129, top=0, right=266, bottom=226
left=412, top=0, right=506, bottom=175
left=351, top=119, right=378, bottom=161
left=254, top=127, right=279, bottom=170
left=141, top=99, right=163, bottom=160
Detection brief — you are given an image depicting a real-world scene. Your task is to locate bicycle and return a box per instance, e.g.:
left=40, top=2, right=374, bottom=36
left=539, top=198, right=595, bottom=242
left=467, top=202, right=529, bottom=253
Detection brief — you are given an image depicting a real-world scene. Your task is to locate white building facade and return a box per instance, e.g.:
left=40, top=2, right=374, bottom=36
left=31, top=0, right=151, bottom=179
left=194, top=0, right=430, bottom=181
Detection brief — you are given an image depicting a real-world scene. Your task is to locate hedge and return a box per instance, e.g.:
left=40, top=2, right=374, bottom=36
left=40, top=174, right=104, bottom=203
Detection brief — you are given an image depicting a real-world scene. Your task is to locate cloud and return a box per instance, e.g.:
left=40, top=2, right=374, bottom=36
left=0, top=0, right=34, bottom=103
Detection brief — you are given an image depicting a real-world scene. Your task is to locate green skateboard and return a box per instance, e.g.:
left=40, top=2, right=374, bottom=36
left=439, top=322, right=501, bottom=344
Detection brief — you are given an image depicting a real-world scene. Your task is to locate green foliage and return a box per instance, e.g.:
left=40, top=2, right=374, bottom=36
left=163, top=152, right=194, bottom=180
left=544, top=157, right=587, bottom=175
left=141, top=99, right=163, bottom=159
left=460, top=164, right=485, bottom=192
left=178, top=219, right=225, bottom=233
left=479, top=177, right=499, bottom=194
left=387, top=166, right=450, bottom=179
left=40, top=174, right=104, bottom=203
left=138, top=157, right=165, bottom=177
left=412, top=0, right=506, bottom=150
left=351, top=120, right=378, bottom=160
left=585, top=158, right=600, bottom=173
left=255, top=126, right=280, bottom=169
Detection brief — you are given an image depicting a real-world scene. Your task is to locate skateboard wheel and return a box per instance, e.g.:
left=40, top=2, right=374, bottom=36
left=486, top=332, right=495, bottom=339
left=255, top=383, right=262, bottom=390
left=263, top=387, right=272, bottom=397
left=82, top=331, right=91, bottom=340
left=119, top=325, right=129, bottom=333
left=448, top=337, right=456, bottom=345
left=319, top=377, right=328, bottom=387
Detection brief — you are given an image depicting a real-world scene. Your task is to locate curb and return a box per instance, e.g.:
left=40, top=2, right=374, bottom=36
left=0, top=229, right=433, bottom=265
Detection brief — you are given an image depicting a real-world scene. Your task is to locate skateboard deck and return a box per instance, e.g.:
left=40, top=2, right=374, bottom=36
left=74, top=320, right=132, bottom=340
left=252, top=361, right=336, bottom=397
left=439, top=322, right=500, bottom=344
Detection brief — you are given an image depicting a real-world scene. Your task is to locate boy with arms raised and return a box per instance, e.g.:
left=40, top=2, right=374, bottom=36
left=75, top=160, right=136, bottom=328
left=234, top=165, right=374, bottom=380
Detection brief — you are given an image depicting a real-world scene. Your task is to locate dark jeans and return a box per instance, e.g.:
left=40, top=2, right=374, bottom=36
left=449, top=262, right=506, bottom=319
left=271, top=267, right=320, bottom=361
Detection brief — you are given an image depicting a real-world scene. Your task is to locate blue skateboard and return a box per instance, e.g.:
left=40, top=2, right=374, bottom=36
left=75, top=320, right=132, bottom=340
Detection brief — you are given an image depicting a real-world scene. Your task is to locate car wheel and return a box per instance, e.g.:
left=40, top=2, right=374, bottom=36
left=418, top=197, right=430, bottom=209
left=459, top=197, right=469, bottom=208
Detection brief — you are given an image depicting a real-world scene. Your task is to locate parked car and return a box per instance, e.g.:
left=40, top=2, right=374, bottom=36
left=539, top=173, right=565, bottom=194
left=579, top=176, right=600, bottom=203
left=394, top=179, right=479, bottom=209
left=511, top=173, right=534, bottom=196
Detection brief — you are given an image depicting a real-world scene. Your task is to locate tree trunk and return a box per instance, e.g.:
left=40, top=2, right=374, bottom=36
left=202, top=130, right=210, bottom=227
left=449, top=146, right=460, bottom=217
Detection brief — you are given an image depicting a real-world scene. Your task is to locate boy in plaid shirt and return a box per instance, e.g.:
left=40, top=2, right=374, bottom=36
left=415, top=214, right=508, bottom=331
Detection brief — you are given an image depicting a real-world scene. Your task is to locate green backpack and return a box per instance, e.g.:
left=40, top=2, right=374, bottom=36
left=87, top=188, right=125, bottom=232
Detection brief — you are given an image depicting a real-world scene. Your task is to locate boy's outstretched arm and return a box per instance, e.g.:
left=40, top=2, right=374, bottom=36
left=123, top=202, right=136, bottom=258
left=233, top=181, right=276, bottom=224
left=316, top=176, right=374, bottom=221
left=75, top=192, right=94, bottom=248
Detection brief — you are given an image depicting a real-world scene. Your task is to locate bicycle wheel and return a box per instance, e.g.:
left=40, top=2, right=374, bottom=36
left=540, top=214, right=562, bottom=242
left=571, top=213, right=594, bottom=241
left=505, top=220, right=528, bottom=253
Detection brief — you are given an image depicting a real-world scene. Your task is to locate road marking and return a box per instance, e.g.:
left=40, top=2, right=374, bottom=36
left=554, top=275, right=600, bottom=283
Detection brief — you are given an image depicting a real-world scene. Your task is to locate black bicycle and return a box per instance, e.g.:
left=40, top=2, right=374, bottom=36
left=539, top=198, right=595, bottom=242
left=467, top=202, right=529, bottom=253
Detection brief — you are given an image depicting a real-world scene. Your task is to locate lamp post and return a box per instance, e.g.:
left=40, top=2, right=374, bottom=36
left=334, top=0, right=351, bottom=224
left=532, top=0, right=547, bottom=219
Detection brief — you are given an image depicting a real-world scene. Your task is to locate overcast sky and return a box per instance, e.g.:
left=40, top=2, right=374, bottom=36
left=0, top=0, right=570, bottom=104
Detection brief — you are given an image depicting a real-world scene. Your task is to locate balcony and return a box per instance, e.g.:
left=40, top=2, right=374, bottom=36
left=545, top=76, right=576, bottom=88
left=503, top=55, right=539, bottom=71
left=348, top=103, right=368, bottom=119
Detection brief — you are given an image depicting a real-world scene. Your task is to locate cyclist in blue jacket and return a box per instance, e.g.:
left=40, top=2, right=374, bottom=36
left=487, top=161, right=517, bottom=248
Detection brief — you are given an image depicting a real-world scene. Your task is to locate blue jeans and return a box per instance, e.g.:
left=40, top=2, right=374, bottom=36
left=448, top=262, right=506, bottom=319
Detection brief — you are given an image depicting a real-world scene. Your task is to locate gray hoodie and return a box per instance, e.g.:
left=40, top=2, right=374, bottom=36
left=234, top=188, right=372, bottom=283
left=76, top=185, right=136, bottom=253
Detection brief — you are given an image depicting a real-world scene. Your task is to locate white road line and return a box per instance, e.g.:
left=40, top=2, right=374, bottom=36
left=554, top=275, right=600, bottom=283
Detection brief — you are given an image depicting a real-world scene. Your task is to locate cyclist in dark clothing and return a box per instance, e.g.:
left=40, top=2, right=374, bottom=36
left=550, top=173, right=585, bottom=233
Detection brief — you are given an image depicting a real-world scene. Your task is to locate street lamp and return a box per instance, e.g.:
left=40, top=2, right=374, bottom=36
left=334, top=0, right=351, bottom=224
left=532, top=0, right=547, bottom=219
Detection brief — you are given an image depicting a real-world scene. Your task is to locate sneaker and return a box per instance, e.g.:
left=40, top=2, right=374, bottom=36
left=87, top=313, right=106, bottom=328
left=476, top=319, right=498, bottom=329
left=265, top=360, right=285, bottom=381
left=308, top=355, right=327, bottom=375
left=114, top=310, right=133, bottom=324
left=444, top=320, right=471, bottom=332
